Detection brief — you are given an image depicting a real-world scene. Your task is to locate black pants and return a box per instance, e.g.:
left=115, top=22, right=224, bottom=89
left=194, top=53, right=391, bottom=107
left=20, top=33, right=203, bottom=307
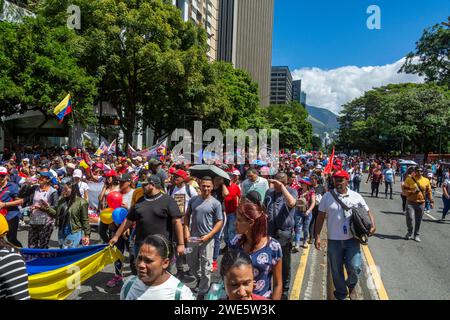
left=371, top=182, right=380, bottom=197
left=99, top=221, right=111, bottom=244
left=281, top=242, right=292, bottom=295
left=385, top=182, right=393, bottom=198
left=7, top=216, right=23, bottom=247
left=309, top=206, right=319, bottom=240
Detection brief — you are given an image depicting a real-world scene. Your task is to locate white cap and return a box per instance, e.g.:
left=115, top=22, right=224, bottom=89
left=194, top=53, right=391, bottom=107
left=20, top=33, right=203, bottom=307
left=133, top=156, right=143, bottom=162
left=66, top=163, right=76, bottom=170
left=316, top=164, right=323, bottom=169
left=73, top=169, right=83, bottom=178
left=22, top=158, right=30, bottom=162
left=0, top=167, right=8, bottom=175
left=231, top=169, right=241, bottom=176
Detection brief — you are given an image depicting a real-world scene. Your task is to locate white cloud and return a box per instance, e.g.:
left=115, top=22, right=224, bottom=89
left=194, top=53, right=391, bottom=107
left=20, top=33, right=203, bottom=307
left=291, top=58, right=424, bottom=115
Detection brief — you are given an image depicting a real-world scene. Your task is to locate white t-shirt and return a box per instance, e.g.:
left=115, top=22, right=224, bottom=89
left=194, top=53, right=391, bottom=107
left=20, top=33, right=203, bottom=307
left=120, top=274, right=195, bottom=300
left=78, top=181, right=90, bottom=198
left=318, top=189, right=370, bottom=241
left=169, top=184, right=198, bottom=215
left=122, top=189, right=135, bottom=210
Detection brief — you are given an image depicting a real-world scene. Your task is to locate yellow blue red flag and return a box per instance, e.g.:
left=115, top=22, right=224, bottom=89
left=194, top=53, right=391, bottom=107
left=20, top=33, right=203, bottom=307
left=20, top=244, right=123, bottom=300
left=53, top=94, right=72, bottom=122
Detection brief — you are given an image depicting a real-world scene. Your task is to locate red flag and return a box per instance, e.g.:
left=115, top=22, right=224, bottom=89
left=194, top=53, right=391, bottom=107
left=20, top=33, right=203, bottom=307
left=324, top=146, right=335, bottom=174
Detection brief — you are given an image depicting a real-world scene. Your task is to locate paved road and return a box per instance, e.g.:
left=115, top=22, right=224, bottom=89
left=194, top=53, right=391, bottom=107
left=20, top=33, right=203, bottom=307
left=360, top=176, right=450, bottom=300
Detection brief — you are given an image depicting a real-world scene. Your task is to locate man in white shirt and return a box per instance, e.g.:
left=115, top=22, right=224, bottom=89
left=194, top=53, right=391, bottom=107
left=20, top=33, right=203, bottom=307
left=314, top=170, right=376, bottom=300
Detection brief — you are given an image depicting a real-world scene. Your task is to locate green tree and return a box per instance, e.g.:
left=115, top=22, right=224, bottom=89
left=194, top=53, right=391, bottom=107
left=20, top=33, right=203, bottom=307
left=37, top=0, right=237, bottom=147
left=0, top=15, right=97, bottom=142
left=264, top=101, right=312, bottom=150
left=400, top=17, right=450, bottom=85
left=311, top=135, right=323, bottom=151
left=337, top=83, right=450, bottom=159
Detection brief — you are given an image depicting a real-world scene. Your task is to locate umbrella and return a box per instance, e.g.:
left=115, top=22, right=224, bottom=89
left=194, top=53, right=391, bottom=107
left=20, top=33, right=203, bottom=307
left=399, top=160, right=418, bottom=166
left=252, top=159, right=268, bottom=166
left=189, top=165, right=231, bottom=186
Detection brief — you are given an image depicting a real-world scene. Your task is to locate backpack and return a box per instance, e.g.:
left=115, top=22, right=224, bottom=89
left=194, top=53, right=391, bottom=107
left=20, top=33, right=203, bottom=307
left=353, top=173, right=362, bottom=183
left=122, top=276, right=186, bottom=300
left=330, top=190, right=373, bottom=245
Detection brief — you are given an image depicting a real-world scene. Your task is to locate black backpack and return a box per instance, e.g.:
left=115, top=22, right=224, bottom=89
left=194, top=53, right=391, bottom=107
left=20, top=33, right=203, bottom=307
left=330, top=190, right=373, bottom=245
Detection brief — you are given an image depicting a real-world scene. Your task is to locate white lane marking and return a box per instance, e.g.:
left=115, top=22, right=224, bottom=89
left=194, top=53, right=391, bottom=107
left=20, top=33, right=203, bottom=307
left=361, top=250, right=379, bottom=300
left=425, top=213, right=438, bottom=221
left=303, top=246, right=318, bottom=300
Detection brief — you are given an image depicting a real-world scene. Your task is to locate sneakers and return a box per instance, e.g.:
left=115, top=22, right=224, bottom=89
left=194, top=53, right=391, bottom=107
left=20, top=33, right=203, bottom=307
left=106, top=275, right=123, bottom=288
left=291, top=244, right=300, bottom=253
left=211, top=260, right=218, bottom=273
left=414, top=236, right=421, bottom=242
left=405, top=233, right=413, bottom=240
left=301, top=241, right=309, bottom=249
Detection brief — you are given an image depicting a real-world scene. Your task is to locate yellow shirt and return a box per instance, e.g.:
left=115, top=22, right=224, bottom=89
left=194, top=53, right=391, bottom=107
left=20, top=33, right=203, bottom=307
left=403, top=176, right=433, bottom=204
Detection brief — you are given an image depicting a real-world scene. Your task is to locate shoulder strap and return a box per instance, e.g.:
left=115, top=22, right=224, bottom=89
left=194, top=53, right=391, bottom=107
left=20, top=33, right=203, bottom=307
left=330, top=190, right=351, bottom=211
left=185, top=184, right=191, bottom=198
left=411, top=177, right=426, bottom=198
left=174, top=281, right=185, bottom=300
left=123, top=276, right=138, bottom=300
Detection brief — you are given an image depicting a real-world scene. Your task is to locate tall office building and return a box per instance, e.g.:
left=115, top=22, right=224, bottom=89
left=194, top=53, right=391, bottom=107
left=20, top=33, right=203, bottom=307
left=218, top=0, right=275, bottom=106
left=173, top=0, right=219, bottom=61
left=300, top=91, right=307, bottom=106
left=292, top=79, right=302, bottom=104
left=270, top=66, right=293, bottom=105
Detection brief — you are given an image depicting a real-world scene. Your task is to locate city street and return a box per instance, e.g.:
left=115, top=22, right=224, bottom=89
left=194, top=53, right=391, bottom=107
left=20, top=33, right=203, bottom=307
left=15, top=174, right=449, bottom=300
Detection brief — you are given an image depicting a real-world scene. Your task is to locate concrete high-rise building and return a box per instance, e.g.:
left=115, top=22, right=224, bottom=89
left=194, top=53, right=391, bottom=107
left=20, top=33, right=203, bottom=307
left=270, top=66, right=293, bottom=105
left=300, top=91, right=307, bottom=106
left=173, top=0, right=219, bottom=61
left=292, top=79, right=302, bottom=104
left=218, top=0, right=275, bottom=106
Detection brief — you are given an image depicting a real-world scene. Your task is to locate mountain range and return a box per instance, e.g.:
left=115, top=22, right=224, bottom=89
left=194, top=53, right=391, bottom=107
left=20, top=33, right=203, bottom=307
left=305, top=104, right=339, bottom=138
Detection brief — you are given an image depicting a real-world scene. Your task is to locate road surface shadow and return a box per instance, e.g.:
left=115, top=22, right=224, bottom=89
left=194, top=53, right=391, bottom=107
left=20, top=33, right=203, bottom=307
left=373, top=233, right=405, bottom=241
left=423, top=219, right=450, bottom=224
left=380, top=210, right=405, bottom=216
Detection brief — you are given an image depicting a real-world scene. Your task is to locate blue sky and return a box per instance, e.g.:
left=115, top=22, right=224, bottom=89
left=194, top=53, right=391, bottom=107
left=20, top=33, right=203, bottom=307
left=272, top=0, right=450, bottom=70
left=272, top=0, right=449, bottom=113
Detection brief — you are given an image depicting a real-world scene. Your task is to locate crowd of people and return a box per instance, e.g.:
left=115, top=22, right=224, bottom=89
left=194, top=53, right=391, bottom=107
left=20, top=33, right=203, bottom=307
left=0, top=145, right=449, bottom=300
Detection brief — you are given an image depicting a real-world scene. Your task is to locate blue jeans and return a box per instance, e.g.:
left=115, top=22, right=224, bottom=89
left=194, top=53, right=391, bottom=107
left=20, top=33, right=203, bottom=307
left=294, top=210, right=312, bottom=244
left=58, top=224, right=83, bottom=249
left=223, top=213, right=236, bottom=246
left=353, top=181, right=361, bottom=193
left=327, top=238, right=362, bottom=300
left=443, top=195, right=450, bottom=219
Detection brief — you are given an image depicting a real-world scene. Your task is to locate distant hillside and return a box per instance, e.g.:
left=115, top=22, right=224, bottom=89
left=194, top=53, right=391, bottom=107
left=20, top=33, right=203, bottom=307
left=306, top=105, right=339, bottom=138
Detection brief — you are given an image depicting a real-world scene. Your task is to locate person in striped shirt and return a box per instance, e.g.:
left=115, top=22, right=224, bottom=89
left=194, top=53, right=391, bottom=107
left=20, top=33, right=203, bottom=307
left=0, top=214, right=30, bottom=300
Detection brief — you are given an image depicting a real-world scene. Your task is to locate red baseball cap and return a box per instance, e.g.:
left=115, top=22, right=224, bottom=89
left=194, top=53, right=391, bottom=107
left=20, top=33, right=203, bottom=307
left=174, top=170, right=188, bottom=180
left=332, top=170, right=350, bottom=180
left=169, top=167, right=176, bottom=175
left=104, top=169, right=118, bottom=177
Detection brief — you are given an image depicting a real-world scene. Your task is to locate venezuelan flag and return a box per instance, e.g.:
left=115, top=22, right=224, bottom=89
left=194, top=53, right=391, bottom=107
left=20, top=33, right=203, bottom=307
left=21, top=245, right=123, bottom=300
left=53, top=94, right=73, bottom=121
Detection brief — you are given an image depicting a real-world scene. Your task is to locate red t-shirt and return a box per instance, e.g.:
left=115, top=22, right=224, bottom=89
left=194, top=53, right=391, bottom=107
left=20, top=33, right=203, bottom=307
left=224, top=183, right=241, bottom=214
